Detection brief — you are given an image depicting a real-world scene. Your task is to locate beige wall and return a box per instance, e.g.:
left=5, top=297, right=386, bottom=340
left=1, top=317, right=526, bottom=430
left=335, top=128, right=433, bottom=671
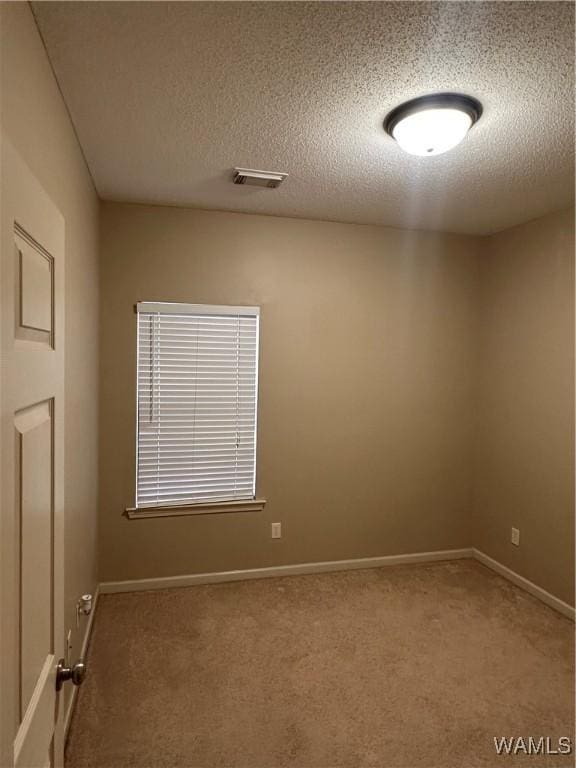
left=99, top=202, right=481, bottom=581
left=473, top=209, right=575, bottom=605
left=0, top=0, right=100, bottom=708
left=100, top=203, right=574, bottom=606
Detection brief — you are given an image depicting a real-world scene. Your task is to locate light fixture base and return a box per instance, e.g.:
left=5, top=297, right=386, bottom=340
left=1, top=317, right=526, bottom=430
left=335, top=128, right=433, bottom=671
left=384, top=92, right=482, bottom=138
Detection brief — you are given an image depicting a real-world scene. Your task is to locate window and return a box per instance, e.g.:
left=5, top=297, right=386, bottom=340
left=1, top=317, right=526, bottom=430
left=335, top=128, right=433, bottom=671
left=135, top=302, right=260, bottom=510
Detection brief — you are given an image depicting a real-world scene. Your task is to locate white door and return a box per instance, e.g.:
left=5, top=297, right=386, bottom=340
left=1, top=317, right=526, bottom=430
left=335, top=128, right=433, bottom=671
left=0, top=137, right=65, bottom=768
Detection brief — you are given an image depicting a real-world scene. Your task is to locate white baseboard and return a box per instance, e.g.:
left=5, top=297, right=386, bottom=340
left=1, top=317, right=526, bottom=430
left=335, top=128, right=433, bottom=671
left=99, top=548, right=474, bottom=594
left=473, top=549, right=575, bottom=621
left=63, top=586, right=100, bottom=740
left=98, top=548, right=574, bottom=621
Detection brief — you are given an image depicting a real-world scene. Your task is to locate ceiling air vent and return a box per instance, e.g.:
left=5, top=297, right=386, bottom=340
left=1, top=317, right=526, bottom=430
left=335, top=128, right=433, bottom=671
left=232, top=168, right=288, bottom=188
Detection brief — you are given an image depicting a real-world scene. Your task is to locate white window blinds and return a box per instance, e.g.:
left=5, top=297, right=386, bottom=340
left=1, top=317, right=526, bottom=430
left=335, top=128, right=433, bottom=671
left=136, top=302, right=259, bottom=508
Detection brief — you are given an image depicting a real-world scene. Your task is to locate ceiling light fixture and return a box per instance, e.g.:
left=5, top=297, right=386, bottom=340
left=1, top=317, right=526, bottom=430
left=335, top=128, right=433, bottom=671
left=384, top=93, right=482, bottom=157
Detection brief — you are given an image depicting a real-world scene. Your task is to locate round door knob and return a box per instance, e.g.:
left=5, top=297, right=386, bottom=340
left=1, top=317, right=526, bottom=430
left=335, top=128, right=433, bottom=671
left=71, top=660, right=87, bottom=686
left=56, top=658, right=87, bottom=691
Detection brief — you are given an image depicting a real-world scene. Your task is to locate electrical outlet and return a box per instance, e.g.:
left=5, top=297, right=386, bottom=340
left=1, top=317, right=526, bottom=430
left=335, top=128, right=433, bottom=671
left=511, top=527, right=520, bottom=546
left=271, top=522, right=282, bottom=539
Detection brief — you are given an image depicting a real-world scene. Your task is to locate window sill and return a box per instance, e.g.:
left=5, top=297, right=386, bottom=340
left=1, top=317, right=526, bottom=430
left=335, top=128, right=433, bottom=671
left=125, top=499, right=267, bottom=519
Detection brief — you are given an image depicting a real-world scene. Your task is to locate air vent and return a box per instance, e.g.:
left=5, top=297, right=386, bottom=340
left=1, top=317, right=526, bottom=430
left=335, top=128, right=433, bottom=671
left=232, top=168, right=288, bottom=188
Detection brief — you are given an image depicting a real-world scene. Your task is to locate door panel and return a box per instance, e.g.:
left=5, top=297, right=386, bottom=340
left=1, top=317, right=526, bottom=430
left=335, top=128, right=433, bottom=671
left=1, top=137, right=65, bottom=768
left=16, top=400, right=53, bottom=720
left=16, top=228, right=54, bottom=346
left=14, top=657, right=55, bottom=768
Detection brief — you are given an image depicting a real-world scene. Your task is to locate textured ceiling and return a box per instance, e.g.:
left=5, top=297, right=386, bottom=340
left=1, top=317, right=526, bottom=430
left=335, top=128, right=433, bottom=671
left=33, top=1, right=574, bottom=235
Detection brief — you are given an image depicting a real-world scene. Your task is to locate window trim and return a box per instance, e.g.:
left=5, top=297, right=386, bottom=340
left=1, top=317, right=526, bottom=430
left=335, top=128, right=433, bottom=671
left=125, top=498, right=266, bottom=519
left=133, top=301, right=263, bottom=514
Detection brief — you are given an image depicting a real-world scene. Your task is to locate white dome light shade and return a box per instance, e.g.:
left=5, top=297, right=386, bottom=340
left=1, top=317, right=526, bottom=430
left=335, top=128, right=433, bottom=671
left=384, top=93, right=482, bottom=157
left=392, top=108, right=472, bottom=156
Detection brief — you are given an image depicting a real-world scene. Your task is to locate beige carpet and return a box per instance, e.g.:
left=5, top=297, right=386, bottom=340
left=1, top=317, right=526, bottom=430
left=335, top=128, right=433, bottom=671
left=66, top=560, right=575, bottom=768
